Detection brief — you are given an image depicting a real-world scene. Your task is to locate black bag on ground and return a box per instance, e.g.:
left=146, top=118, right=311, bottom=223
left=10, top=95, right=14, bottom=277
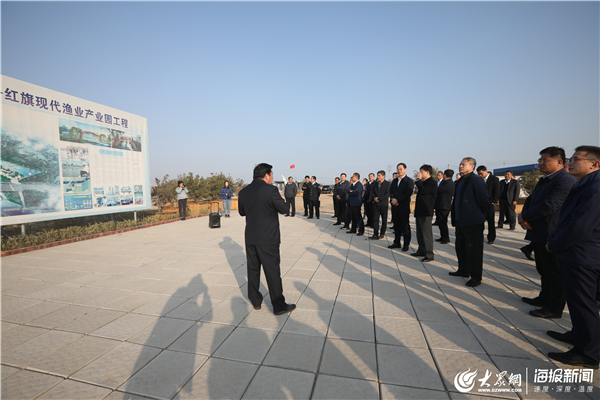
left=209, top=201, right=221, bottom=228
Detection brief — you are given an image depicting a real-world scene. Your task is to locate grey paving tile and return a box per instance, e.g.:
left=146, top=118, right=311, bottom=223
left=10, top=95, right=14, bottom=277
left=242, top=366, right=314, bottom=400
left=305, top=279, right=341, bottom=295
left=123, top=349, right=206, bottom=399
left=36, top=379, right=112, bottom=399
left=2, top=330, right=82, bottom=367
left=90, top=313, right=158, bottom=340
left=1, top=370, right=62, bottom=400
left=128, top=317, right=195, bottom=348
left=213, top=326, right=277, bottom=363
left=281, top=309, right=331, bottom=337
left=132, top=295, right=189, bottom=316
left=375, top=317, right=427, bottom=348
left=200, top=299, right=252, bottom=325
left=28, top=304, right=96, bottom=329
left=519, top=329, right=572, bottom=356
left=1, top=365, right=21, bottom=381
left=378, top=344, right=445, bottom=390
left=328, top=313, right=374, bottom=342
left=168, top=321, right=235, bottom=355
left=1, top=296, right=40, bottom=316
left=431, top=349, right=518, bottom=398
left=380, top=384, right=450, bottom=399
left=174, top=358, right=258, bottom=400
left=412, top=301, right=463, bottom=323
left=422, top=321, right=486, bottom=353
left=319, top=338, right=377, bottom=380
left=71, top=342, right=161, bottom=389
left=2, top=301, right=67, bottom=324
left=495, top=307, right=564, bottom=331
left=29, top=335, right=118, bottom=376
left=263, top=332, right=325, bottom=373
left=470, top=325, right=546, bottom=360
left=333, top=295, right=374, bottom=315
left=58, top=309, right=125, bottom=334
left=311, top=374, right=379, bottom=399
left=103, top=391, right=155, bottom=400
left=1, top=325, right=49, bottom=352
left=453, top=304, right=512, bottom=327
left=373, top=296, right=417, bottom=319
left=296, top=292, right=336, bottom=313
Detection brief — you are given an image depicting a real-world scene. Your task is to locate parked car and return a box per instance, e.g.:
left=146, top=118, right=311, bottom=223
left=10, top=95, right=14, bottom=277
left=121, top=186, right=132, bottom=194
left=321, top=185, right=332, bottom=194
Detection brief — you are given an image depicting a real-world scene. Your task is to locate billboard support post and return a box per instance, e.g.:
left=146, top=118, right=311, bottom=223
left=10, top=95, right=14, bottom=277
left=21, top=224, right=26, bottom=236
left=134, top=211, right=137, bottom=222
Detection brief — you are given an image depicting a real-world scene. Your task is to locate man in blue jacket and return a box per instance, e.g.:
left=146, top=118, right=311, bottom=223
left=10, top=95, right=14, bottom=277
left=450, top=157, right=489, bottom=287
left=546, top=145, right=600, bottom=369
left=518, top=147, right=576, bottom=319
left=346, top=172, right=365, bottom=236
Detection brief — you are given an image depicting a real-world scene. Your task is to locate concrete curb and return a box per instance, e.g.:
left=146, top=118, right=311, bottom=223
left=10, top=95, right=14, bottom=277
left=1, top=213, right=210, bottom=257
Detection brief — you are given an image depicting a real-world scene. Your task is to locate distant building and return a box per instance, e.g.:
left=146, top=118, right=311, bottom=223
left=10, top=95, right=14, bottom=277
left=493, top=164, right=539, bottom=197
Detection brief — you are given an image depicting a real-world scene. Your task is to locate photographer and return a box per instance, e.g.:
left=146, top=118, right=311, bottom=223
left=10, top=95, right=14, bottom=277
left=176, top=181, right=189, bottom=221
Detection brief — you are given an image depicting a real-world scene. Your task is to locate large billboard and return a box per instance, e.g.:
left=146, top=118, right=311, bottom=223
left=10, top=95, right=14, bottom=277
left=1, top=76, right=150, bottom=225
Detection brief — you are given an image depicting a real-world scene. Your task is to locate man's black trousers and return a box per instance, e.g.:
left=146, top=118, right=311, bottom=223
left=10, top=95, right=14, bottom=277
left=532, top=241, right=565, bottom=313
left=454, top=223, right=484, bottom=281
left=246, top=244, right=287, bottom=313
left=372, top=203, right=388, bottom=236
left=435, top=209, right=450, bottom=242
left=285, top=197, right=295, bottom=216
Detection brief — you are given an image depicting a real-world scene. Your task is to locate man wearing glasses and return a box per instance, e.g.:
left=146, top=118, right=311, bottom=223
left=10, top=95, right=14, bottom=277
left=518, top=147, right=576, bottom=319
left=546, top=146, right=600, bottom=369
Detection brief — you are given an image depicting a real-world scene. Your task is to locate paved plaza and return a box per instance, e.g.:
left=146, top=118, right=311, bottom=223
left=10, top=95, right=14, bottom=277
left=1, top=198, right=599, bottom=400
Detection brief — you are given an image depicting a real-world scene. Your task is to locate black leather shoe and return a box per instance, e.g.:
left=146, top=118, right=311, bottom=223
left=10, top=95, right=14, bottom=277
left=547, top=330, right=574, bottom=345
left=341, top=226, right=349, bottom=229
left=307, top=216, right=313, bottom=219
left=449, top=271, right=469, bottom=277
left=380, top=234, right=385, bottom=239
left=333, top=222, right=342, bottom=225
left=410, top=252, right=425, bottom=257
left=530, top=307, right=562, bottom=319
left=401, top=246, right=409, bottom=252
left=274, top=303, right=296, bottom=316
left=487, top=240, right=494, bottom=245
left=370, top=235, right=379, bottom=240
left=285, top=214, right=290, bottom=217
left=548, top=349, right=599, bottom=369
left=388, top=243, right=401, bottom=249
left=435, top=238, right=443, bottom=242
left=253, top=305, right=262, bottom=310
left=440, top=240, right=450, bottom=244
left=466, top=278, right=481, bottom=287
left=421, top=257, right=434, bottom=262
left=521, top=246, right=534, bottom=261
left=356, top=232, right=364, bottom=236
left=522, top=297, right=544, bottom=306
left=331, top=215, right=337, bottom=218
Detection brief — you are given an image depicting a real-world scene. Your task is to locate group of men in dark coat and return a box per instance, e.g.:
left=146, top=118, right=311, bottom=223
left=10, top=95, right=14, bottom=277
left=301, top=175, right=321, bottom=219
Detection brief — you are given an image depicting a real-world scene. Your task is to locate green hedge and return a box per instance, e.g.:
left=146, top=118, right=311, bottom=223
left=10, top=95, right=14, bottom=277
left=1, top=212, right=184, bottom=252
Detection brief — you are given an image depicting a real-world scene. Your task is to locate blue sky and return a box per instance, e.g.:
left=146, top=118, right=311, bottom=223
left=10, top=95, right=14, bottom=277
left=2, top=2, right=598, bottom=184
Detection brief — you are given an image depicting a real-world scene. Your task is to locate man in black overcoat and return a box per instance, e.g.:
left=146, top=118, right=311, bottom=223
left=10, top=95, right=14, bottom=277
left=238, top=163, right=296, bottom=315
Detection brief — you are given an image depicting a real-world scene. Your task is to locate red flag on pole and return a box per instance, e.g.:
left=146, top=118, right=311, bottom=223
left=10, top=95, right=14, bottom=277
left=290, top=164, right=295, bottom=169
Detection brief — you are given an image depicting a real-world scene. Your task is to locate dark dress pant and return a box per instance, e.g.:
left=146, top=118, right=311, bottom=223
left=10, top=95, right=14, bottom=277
left=560, top=260, right=600, bottom=364
left=178, top=198, right=187, bottom=220
left=337, top=201, right=346, bottom=224
left=333, top=197, right=339, bottom=218
left=303, top=196, right=309, bottom=216
left=499, top=200, right=516, bottom=228
left=365, top=202, right=373, bottom=226
left=285, top=197, right=295, bottom=216
left=416, top=216, right=434, bottom=258
left=454, top=223, right=484, bottom=280
left=485, top=203, right=496, bottom=242
left=246, top=244, right=287, bottom=312
left=392, top=206, right=411, bottom=247
left=350, top=205, right=364, bottom=234
left=309, top=200, right=320, bottom=218
left=372, top=203, right=388, bottom=236
left=435, top=209, right=450, bottom=242
left=345, top=202, right=352, bottom=227
left=531, top=241, right=565, bottom=313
